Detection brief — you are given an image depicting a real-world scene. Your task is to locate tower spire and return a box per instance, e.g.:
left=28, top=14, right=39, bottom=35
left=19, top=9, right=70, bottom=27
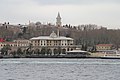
left=56, top=12, right=62, bottom=37
left=56, top=12, right=62, bottom=27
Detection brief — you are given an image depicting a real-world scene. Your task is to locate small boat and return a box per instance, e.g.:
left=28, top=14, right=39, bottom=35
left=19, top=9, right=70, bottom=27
left=100, top=50, right=120, bottom=59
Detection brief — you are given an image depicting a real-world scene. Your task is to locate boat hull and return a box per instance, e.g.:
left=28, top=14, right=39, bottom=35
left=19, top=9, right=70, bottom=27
left=100, top=57, right=120, bottom=59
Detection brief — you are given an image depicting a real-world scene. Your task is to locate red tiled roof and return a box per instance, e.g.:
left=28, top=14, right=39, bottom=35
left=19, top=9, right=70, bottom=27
left=96, top=44, right=113, bottom=47
left=0, top=42, right=16, bottom=44
left=0, top=38, right=5, bottom=42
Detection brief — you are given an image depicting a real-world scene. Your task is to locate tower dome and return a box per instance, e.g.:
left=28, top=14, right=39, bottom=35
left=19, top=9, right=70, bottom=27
left=50, top=31, right=57, bottom=38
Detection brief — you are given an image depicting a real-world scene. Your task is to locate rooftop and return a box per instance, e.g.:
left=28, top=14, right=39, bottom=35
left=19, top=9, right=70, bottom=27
left=96, top=44, right=113, bottom=47
left=30, top=36, right=73, bottom=40
left=30, top=31, right=73, bottom=40
left=66, top=50, right=88, bottom=53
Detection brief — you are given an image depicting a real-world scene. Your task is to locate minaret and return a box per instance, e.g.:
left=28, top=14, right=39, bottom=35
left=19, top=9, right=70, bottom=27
left=56, top=12, right=62, bottom=37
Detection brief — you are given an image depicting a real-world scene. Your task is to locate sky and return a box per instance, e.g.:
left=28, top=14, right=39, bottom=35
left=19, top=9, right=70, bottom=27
left=0, top=0, right=120, bottom=29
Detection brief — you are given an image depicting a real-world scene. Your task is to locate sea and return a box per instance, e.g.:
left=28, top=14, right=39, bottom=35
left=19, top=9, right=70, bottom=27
left=0, top=58, right=120, bottom=80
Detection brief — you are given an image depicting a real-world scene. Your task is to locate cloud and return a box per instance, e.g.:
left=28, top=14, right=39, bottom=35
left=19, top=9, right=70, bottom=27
left=33, top=0, right=120, bottom=5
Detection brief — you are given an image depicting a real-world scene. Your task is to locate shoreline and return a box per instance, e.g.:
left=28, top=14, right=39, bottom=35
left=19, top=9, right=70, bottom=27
left=0, top=56, right=120, bottom=59
left=0, top=55, right=99, bottom=59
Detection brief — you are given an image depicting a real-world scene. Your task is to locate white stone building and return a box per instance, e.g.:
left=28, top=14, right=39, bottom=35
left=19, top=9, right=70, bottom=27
left=29, top=12, right=81, bottom=55
left=30, top=31, right=76, bottom=54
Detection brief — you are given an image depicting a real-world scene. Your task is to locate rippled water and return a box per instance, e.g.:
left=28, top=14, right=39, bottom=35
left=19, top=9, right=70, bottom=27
left=0, top=58, right=120, bottom=80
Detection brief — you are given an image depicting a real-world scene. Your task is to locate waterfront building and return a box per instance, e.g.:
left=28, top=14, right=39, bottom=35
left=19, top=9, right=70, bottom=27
left=96, top=44, right=113, bottom=51
left=0, top=39, right=30, bottom=51
left=0, top=13, right=81, bottom=56
left=0, top=42, right=16, bottom=51
left=30, top=13, right=81, bottom=55
left=30, top=31, right=79, bottom=55
left=13, top=39, right=30, bottom=47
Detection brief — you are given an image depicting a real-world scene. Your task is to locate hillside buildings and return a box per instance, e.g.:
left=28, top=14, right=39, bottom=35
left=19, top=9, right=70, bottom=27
left=0, top=13, right=81, bottom=55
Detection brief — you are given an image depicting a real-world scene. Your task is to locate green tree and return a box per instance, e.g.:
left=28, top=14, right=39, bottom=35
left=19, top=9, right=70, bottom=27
left=81, top=44, right=88, bottom=51
left=0, top=44, right=11, bottom=55
left=41, top=47, right=46, bottom=55
left=26, top=43, right=33, bottom=56
left=11, top=51, right=17, bottom=56
left=91, top=46, right=96, bottom=53
left=62, top=49, right=66, bottom=54
left=34, top=49, right=40, bottom=55
left=57, top=47, right=61, bottom=55
left=16, top=48, right=23, bottom=56
left=54, top=49, right=58, bottom=55
left=46, top=48, right=52, bottom=56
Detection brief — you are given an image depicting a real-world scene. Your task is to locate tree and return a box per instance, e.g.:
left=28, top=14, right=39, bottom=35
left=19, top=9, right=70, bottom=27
left=46, top=48, right=52, bottom=56
left=57, top=47, right=61, bottom=55
left=26, top=43, right=33, bottom=55
left=41, top=47, right=46, bottom=55
left=81, top=44, right=87, bottom=51
left=23, top=27, right=27, bottom=34
left=54, top=49, right=58, bottom=55
left=0, top=44, right=11, bottom=55
left=16, top=48, right=23, bottom=56
left=10, top=51, right=17, bottom=56
left=91, top=46, right=96, bottom=53
left=34, top=49, right=40, bottom=55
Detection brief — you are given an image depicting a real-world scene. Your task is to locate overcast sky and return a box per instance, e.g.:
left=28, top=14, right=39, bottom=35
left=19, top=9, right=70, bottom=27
left=0, top=0, right=120, bottom=29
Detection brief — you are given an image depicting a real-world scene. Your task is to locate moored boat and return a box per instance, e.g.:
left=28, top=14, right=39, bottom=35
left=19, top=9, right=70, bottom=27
left=100, top=50, right=120, bottom=59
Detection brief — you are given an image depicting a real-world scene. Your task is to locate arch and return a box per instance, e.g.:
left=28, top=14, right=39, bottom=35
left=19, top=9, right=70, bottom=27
left=54, top=48, right=58, bottom=55
left=62, top=49, right=66, bottom=54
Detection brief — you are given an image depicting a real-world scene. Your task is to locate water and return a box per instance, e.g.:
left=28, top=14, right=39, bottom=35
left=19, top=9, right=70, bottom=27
left=0, top=58, right=120, bottom=80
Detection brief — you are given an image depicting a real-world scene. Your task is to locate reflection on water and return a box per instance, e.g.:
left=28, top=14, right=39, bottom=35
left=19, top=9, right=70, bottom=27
left=0, top=58, right=120, bottom=80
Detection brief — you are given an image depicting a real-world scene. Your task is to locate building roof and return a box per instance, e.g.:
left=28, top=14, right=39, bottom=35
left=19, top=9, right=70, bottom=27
left=30, top=31, right=73, bottom=40
left=96, top=44, right=113, bottom=47
left=66, top=50, right=88, bottom=53
left=0, top=42, right=16, bottom=44
left=30, top=36, right=73, bottom=40
left=0, top=38, right=5, bottom=42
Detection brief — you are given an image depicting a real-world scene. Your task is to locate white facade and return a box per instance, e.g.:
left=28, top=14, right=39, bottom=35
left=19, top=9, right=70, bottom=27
left=30, top=31, right=73, bottom=47
left=13, top=39, right=30, bottom=47
left=29, top=31, right=76, bottom=55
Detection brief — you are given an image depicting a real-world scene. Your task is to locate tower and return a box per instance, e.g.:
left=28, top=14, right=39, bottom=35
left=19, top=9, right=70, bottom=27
left=56, top=12, right=62, bottom=37
left=56, top=12, right=62, bottom=27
